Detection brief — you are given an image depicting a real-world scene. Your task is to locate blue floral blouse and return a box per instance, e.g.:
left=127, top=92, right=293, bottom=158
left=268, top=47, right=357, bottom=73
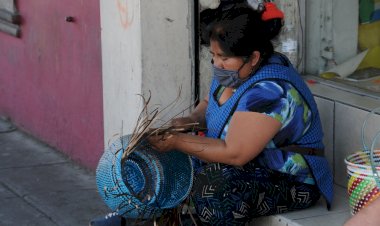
left=218, top=80, right=315, bottom=185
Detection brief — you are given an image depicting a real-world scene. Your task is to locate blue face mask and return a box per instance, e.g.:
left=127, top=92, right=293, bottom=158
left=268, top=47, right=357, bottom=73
left=212, top=65, right=247, bottom=88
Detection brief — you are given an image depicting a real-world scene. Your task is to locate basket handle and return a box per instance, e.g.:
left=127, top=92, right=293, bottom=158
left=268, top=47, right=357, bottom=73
left=361, top=107, right=380, bottom=152
left=370, top=130, right=380, bottom=188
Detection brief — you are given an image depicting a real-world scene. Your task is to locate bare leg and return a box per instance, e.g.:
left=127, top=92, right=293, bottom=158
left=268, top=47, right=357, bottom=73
left=344, top=198, right=380, bottom=226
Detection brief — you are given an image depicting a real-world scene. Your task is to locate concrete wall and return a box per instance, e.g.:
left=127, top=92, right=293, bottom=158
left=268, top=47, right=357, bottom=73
left=100, top=0, right=143, bottom=145
left=305, top=0, right=358, bottom=74
left=141, top=1, right=195, bottom=124
left=0, top=1, right=104, bottom=169
left=101, top=1, right=194, bottom=144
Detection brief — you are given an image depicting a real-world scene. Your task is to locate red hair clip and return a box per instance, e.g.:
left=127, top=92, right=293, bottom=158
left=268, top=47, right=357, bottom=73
left=261, top=2, right=284, bottom=21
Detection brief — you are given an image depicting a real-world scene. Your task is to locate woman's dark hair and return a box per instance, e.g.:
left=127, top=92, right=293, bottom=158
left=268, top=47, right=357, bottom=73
left=204, top=3, right=282, bottom=62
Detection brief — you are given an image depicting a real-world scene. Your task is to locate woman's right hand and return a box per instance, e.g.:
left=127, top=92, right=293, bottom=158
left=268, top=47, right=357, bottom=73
left=148, top=132, right=179, bottom=152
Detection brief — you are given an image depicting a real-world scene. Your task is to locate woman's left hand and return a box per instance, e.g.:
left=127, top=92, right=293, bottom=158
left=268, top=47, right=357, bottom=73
left=147, top=132, right=178, bottom=152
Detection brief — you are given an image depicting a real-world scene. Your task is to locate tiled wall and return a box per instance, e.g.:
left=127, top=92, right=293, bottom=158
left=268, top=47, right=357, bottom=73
left=313, top=84, right=380, bottom=187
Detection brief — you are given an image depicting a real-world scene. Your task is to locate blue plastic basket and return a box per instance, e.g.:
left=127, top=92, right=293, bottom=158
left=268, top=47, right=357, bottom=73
left=96, top=134, right=193, bottom=219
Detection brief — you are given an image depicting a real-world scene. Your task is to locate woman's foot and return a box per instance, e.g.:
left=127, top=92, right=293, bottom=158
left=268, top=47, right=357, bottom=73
left=89, top=212, right=127, bottom=226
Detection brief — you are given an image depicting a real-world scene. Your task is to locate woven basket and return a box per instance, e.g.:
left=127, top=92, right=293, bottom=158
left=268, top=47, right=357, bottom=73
left=345, top=150, right=380, bottom=215
left=96, top=134, right=194, bottom=219
left=344, top=108, right=380, bottom=215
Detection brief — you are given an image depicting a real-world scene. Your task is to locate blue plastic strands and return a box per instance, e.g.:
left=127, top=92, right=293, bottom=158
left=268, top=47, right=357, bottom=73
left=96, top=134, right=194, bottom=219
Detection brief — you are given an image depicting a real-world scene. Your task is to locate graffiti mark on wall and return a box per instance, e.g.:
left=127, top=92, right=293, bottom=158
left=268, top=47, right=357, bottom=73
left=117, top=0, right=134, bottom=29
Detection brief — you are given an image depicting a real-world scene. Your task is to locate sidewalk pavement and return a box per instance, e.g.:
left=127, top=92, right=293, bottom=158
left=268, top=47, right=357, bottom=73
left=0, top=118, right=110, bottom=226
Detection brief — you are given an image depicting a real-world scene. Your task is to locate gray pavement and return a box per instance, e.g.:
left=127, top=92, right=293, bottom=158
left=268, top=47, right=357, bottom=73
left=0, top=118, right=110, bottom=226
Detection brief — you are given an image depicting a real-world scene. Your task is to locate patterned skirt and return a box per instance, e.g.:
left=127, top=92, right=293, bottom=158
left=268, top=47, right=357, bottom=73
left=191, top=161, right=320, bottom=226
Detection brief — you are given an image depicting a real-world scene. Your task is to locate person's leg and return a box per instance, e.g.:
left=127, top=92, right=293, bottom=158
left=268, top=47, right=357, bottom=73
left=191, top=162, right=320, bottom=225
left=344, top=197, right=380, bottom=226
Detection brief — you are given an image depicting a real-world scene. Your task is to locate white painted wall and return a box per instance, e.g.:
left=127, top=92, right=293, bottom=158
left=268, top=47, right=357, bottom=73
left=100, top=1, right=194, bottom=144
left=101, top=0, right=143, bottom=144
left=141, top=1, right=195, bottom=125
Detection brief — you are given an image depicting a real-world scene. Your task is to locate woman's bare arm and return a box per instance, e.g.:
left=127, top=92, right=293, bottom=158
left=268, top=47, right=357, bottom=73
left=149, top=111, right=281, bottom=166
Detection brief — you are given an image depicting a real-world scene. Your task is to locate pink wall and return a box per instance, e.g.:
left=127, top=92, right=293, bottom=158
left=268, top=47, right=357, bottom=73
left=0, top=1, right=104, bottom=170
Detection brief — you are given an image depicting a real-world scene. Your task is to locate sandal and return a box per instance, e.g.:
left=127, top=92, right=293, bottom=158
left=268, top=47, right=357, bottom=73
left=89, top=212, right=127, bottom=226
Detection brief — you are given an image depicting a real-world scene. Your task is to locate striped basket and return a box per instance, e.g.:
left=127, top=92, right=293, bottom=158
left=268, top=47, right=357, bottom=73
left=345, top=150, right=380, bottom=215
left=344, top=107, right=380, bottom=215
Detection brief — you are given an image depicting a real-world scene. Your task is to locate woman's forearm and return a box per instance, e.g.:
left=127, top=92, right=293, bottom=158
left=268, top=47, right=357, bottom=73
left=172, top=133, right=242, bottom=165
left=151, top=112, right=281, bottom=166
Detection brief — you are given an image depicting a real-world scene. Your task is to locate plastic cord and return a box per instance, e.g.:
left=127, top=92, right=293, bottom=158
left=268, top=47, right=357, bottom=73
left=370, top=130, right=380, bottom=188
left=361, top=107, right=380, bottom=152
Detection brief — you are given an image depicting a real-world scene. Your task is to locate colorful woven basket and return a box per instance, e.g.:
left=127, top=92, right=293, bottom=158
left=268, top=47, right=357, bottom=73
left=344, top=107, right=380, bottom=215
left=345, top=149, right=380, bottom=215
left=96, top=134, right=194, bottom=219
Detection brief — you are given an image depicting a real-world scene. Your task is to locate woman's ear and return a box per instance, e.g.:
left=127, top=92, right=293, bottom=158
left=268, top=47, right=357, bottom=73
left=250, top=51, right=261, bottom=67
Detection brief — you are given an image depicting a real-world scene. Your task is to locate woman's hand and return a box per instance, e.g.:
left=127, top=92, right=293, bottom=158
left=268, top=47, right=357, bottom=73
left=147, top=116, right=200, bottom=152
left=148, top=132, right=178, bottom=152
